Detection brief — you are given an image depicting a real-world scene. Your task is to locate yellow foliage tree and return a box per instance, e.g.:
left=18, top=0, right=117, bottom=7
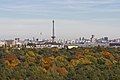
left=38, top=66, right=48, bottom=73
left=79, top=57, right=91, bottom=64
left=70, top=59, right=80, bottom=67
left=26, top=51, right=35, bottom=57
left=3, top=54, right=20, bottom=68
left=40, top=56, right=54, bottom=66
left=51, top=47, right=59, bottom=52
left=83, top=49, right=90, bottom=54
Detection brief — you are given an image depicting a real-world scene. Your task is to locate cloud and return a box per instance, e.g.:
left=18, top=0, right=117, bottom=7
left=0, top=0, right=117, bottom=11
left=65, top=0, right=118, bottom=8
left=0, top=0, right=119, bottom=14
left=0, top=0, right=120, bottom=22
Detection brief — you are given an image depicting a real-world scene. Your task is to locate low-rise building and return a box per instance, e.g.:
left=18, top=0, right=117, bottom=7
left=0, top=41, right=5, bottom=47
left=64, top=44, right=79, bottom=49
left=5, top=40, right=15, bottom=47
left=109, top=42, right=120, bottom=47
left=35, top=42, right=64, bottom=49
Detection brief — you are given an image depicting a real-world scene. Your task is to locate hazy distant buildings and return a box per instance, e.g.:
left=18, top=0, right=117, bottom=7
left=0, top=35, right=119, bottom=49
left=0, top=20, right=119, bottom=49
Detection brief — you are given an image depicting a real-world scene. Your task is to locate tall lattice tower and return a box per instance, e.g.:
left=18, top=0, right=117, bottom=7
left=51, top=20, right=55, bottom=42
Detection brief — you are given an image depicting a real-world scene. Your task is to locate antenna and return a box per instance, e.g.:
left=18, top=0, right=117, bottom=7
left=51, top=20, right=55, bottom=42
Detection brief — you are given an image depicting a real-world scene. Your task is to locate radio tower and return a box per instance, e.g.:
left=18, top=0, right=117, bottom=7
left=51, top=20, right=55, bottom=42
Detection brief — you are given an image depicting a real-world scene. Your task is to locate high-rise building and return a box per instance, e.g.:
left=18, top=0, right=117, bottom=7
left=90, top=35, right=96, bottom=43
left=104, top=37, right=109, bottom=41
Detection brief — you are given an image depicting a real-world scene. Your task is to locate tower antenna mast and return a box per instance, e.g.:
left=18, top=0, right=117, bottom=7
left=51, top=20, right=55, bottom=42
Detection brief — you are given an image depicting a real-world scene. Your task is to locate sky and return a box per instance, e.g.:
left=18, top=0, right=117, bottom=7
left=0, top=0, right=120, bottom=40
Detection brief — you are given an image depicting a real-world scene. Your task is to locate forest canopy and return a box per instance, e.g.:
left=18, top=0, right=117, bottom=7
left=0, top=47, right=120, bottom=80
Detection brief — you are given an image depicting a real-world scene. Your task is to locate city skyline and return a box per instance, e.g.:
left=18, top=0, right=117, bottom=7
left=0, top=0, right=120, bottom=39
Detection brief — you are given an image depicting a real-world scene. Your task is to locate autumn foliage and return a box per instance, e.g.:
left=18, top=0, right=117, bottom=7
left=103, top=51, right=114, bottom=58
left=3, top=54, right=20, bottom=68
left=0, top=47, right=120, bottom=80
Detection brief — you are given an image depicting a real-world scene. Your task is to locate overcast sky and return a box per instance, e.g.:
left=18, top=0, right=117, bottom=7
left=0, top=0, right=120, bottom=40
